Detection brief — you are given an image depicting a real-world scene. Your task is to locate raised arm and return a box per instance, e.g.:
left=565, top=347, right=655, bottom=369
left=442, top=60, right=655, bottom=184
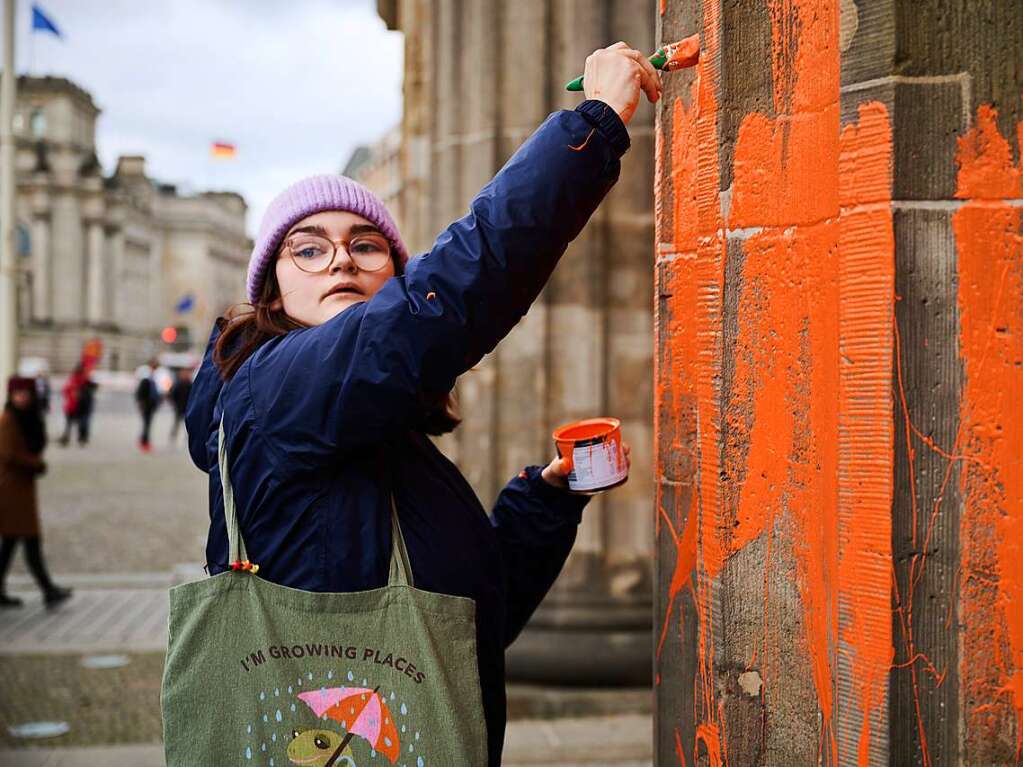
left=249, top=102, right=631, bottom=468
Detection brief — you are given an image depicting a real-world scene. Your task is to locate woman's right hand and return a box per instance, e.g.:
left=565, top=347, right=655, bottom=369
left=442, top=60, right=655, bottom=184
left=582, top=42, right=662, bottom=124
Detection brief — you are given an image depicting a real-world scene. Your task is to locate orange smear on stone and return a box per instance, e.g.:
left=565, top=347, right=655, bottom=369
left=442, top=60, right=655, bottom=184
left=955, top=103, right=1023, bottom=760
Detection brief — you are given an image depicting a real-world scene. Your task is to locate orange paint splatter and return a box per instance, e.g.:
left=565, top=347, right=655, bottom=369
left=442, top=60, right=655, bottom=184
left=837, top=102, right=895, bottom=767
left=656, top=2, right=895, bottom=763
left=955, top=103, right=1023, bottom=761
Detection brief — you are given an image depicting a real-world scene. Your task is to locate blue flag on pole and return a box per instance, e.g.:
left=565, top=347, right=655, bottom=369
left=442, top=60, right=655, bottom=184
left=31, top=4, right=61, bottom=38
left=174, top=294, right=195, bottom=314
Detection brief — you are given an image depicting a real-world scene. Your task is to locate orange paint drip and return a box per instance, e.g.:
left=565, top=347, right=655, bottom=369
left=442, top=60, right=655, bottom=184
left=837, top=102, right=895, bottom=767
left=954, top=103, right=1023, bottom=760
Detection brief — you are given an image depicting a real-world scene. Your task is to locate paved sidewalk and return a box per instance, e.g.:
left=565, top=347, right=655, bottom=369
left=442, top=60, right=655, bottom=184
left=0, top=713, right=652, bottom=766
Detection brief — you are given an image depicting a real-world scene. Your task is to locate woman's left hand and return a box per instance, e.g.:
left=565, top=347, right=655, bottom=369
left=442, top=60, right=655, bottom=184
left=541, top=441, right=632, bottom=489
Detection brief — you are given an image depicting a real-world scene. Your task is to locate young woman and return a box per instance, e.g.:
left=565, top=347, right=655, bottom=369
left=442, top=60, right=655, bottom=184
left=182, top=43, right=659, bottom=765
left=0, top=376, right=72, bottom=608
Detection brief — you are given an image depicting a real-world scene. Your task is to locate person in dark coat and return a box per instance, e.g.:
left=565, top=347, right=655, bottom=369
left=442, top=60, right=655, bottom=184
left=168, top=368, right=193, bottom=444
left=0, top=376, right=72, bottom=608
left=74, top=374, right=98, bottom=446
left=185, top=44, right=652, bottom=766
left=135, top=360, right=161, bottom=453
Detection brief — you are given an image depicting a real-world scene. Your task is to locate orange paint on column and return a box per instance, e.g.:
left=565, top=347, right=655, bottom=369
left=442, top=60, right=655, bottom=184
left=727, top=0, right=842, bottom=760
left=837, top=102, right=895, bottom=767
left=657, top=0, right=895, bottom=762
left=954, top=103, right=1023, bottom=759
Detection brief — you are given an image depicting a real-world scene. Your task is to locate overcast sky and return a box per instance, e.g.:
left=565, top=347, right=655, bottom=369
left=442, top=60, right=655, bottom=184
left=14, top=0, right=404, bottom=235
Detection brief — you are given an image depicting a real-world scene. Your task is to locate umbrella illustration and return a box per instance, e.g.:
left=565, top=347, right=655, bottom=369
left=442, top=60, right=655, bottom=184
left=296, top=686, right=400, bottom=765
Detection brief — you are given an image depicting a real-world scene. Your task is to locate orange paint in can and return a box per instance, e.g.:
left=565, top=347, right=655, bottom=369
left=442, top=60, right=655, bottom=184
left=552, top=417, right=629, bottom=494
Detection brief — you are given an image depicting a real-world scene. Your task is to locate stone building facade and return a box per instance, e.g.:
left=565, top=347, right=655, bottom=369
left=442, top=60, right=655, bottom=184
left=11, top=76, right=250, bottom=373
left=379, top=0, right=657, bottom=684
left=342, top=124, right=403, bottom=233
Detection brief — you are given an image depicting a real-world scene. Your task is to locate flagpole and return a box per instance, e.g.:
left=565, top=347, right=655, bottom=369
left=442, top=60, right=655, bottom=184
left=0, top=0, right=18, bottom=385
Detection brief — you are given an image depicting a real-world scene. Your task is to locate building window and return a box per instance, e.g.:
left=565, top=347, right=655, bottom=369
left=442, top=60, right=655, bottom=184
left=30, top=109, right=46, bottom=138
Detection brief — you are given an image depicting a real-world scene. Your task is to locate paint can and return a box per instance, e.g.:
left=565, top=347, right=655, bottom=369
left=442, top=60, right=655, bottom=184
left=552, top=417, right=628, bottom=494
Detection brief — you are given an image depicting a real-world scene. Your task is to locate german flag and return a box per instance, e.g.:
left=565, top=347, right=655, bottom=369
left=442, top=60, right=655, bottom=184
left=210, top=141, right=237, bottom=159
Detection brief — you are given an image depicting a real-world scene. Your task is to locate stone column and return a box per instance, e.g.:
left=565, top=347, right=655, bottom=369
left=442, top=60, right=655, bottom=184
left=29, top=213, right=51, bottom=322
left=388, top=0, right=657, bottom=685
left=84, top=218, right=105, bottom=325
left=654, top=0, right=1023, bottom=763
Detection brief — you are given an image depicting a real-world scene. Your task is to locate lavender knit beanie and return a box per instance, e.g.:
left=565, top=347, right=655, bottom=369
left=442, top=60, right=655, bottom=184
left=246, top=174, right=409, bottom=303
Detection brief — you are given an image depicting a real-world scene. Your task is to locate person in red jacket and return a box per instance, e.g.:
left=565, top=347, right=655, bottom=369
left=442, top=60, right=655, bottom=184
left=57, top=365, right=86, bottom=447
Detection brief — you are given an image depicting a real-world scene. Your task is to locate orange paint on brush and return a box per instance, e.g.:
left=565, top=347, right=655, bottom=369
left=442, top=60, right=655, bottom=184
left=837, top=102, right=895, bottom=767
left=661, top=35, right=701, bottom=72
left=954, top=103, right=1023, bottom=759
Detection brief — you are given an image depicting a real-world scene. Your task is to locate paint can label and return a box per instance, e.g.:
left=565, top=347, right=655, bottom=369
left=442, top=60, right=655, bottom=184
left=567, top=438, right=628, bottom=492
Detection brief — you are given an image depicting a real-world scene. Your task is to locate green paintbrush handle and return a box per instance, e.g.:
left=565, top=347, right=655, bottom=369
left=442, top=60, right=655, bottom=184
left=565, top=47, right=668, bottom=92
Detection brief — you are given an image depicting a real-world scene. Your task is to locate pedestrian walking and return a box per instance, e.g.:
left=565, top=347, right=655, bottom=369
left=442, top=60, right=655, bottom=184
left=0, top=376, right=72, bottom=609
left=57, top=364, right=86, bottom=447
left=135, top=360, right=161, bottom=453
left=168, top=368, right=193, bottom=444
left=166, top=43, right=653, bottom=766
left=74, top=374, right=98, bottom=446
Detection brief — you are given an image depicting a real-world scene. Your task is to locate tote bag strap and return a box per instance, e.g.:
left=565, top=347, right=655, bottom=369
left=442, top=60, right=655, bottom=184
left=387, top=492, right=415, bottom=588
left=217, top=417, right=248, bottom=564
left=217, top=416, right=414, bottom=587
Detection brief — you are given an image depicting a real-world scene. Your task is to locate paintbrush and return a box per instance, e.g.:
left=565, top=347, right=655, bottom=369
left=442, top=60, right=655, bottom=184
left=565, top=34, right=701, bottom=91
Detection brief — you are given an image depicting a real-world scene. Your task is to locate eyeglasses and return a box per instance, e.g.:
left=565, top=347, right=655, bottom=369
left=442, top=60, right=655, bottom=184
left=281, top=231, right=392, bottom=274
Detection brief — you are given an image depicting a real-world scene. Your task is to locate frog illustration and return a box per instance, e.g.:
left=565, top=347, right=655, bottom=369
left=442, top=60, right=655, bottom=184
left=287, top=727, right=356, bottom=767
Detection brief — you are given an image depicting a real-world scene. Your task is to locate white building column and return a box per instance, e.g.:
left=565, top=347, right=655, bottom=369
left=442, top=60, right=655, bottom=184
left=30, top=214, right=50, bottom=321
left=85, top=219, right=105, bottom=324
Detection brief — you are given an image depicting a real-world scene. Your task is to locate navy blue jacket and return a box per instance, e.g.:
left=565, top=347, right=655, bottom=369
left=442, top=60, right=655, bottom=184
left=185, top=100, right=629, bottom=765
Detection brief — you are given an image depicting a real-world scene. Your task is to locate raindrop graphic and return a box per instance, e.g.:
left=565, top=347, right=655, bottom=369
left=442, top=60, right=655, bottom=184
left=274, top=688, right=280, bottom=697
left=259, top=692, right=266, bottom=701
left=246, top=724, right=252, bottom=734
left=418, top=757, right=425, bottom=767
left=347, top=671, right=354, bottom=681
left=290, top=703, right=296, bottom=713
left=307, top=672, right=313, bottom=680
left=409, top=743, right=414, bottom=753
left=384, top=737, right=393, bottom=747
left=262, top=714, right=268, bottom=723
left=400, top=703, right=408, bottom=715
left=297, top=677, right=303, bottom=686
left=272, top=733, right=277, bottom=742
left=362, top=678, right=367, bottom=686
left=401, top=724, right=406, bottom=733
left=371, top=749, right=377, bottom=758
left=270, top=761, right=274, bottom=767
left=390, top=691, right=396, bottom=700
left=275, top=710, right=282, bottom=723
left=245, top=746, right=252, bottom=759
left=288, top=686, right=293, bottom=694
left=261, top=743, right=267, bottom=751
left=415, top=731, right=420, bottom=741
left=328, top=670, right=333, bottom=679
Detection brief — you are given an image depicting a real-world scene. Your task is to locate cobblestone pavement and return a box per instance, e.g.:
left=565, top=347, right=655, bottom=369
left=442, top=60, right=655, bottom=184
left=0, top=387, right=652, bottom=764
left=7, top=389, right=208, bottom=581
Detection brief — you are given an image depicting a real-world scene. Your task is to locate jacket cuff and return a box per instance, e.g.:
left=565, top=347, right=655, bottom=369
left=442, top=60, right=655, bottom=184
left=575, top=99, right=630, bottom=157
left=521, top=465, right=591, bottom=521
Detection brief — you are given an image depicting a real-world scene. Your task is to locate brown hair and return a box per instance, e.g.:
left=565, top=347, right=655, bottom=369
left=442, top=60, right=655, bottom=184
left=213, top=259, right=461, bottom=436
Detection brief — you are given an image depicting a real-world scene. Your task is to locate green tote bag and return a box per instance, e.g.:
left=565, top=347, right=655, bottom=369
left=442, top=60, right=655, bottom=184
left=161, top=422, right=489, bottom=766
